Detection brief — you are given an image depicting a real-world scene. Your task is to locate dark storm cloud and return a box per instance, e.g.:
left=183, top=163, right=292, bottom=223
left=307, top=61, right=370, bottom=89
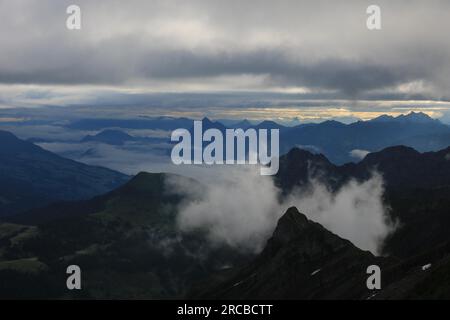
left=1, top=0, right=450, bottom=98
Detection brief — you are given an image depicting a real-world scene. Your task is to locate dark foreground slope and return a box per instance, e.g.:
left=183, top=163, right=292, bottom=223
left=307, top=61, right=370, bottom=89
left=0, top=130, right=129, bottom=216
left=193, top=207, right=385, bottom=300
left=193, top=207, right=450, bottom=300
left=0, top=172, right=250, bottom=299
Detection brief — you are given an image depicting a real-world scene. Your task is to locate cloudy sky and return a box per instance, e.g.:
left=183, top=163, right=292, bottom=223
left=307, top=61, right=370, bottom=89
left=1, top=0, right=450, bottom=121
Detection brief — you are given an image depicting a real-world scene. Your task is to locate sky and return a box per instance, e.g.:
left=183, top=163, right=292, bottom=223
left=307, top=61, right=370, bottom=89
left=1, top=0, right=450, bottom=121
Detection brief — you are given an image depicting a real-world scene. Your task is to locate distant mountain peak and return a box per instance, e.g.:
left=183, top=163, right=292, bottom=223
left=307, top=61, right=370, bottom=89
left=370, top=114, right=396, bottom=122
left=396, top=111, right=436, bottom=123
left=200, top=205, right=376, bottom=299
left=0, top=129, right=43, bottom=155
left=255, top=120, right=283, bottom=129
left=0, top=129, right=129, bottom=216
left=320, top=119, right=345, bottom=126
left=284, top=147, right=329, bottom=162
left=0, top=129, right=17, bottom=140
left=98, top=129, right=131, bottom=135
left=258, top=120, right=277, bottom=125
left=235, top=119, right=252, bottom=128
left=370, top=112, right=437, bottom=124
left=201, top=117, right=214, bottom=124
left=363, top=145, right=419, bottom=159
left=81, top=129, right=135, bottom=145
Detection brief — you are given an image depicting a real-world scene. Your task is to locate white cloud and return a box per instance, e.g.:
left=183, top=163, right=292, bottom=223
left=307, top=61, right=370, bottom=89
left=1, top=0, right=450, bottom=99
left=166, top=167, right=282, bottom=253
left=167, top=166, right=396, bottom=255
left=350, top=149, right=370, bottom=160
left=284, top=174, right=396, bottom=255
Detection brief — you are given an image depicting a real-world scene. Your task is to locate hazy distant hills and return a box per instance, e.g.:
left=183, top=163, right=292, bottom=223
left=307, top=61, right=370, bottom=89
left=276, top=112, right=450, bottom=164
left=180, top=114, right=450, bottom=165
left=80, top=129, right=168, bottom=146
left=200, top=112, right=450, bottom=164
left=81, top=129, right=136, bottom=145
left=189, top=112, right=449, bottom=165
left=65, top=112, right=450, bottom=165
left=0, top=130, right=129, bottom=217
left=68, top=117, right=193, bottom=131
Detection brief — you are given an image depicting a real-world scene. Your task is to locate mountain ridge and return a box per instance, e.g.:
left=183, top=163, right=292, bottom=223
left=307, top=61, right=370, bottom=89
left=0, top=130, right=129, bottom=217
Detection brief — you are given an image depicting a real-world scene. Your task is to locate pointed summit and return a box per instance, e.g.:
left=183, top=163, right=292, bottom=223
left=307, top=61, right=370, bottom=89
left=396, top=111, right=436, bottom=123
left=197, top=206, right=377, bottom=299
left=369, top=112, right=437, bottom=124
left=370, top=114, right=395, bottom=122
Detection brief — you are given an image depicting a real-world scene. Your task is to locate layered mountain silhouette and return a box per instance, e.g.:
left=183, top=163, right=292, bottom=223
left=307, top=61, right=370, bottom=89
left=0, top=130, right=129, bottom=217
left=280, top=112, right=450, bottom=163
left=2, top=133, right=450, bottom=298
left=213, top=112, right=450, bottom=164
left=59, top=112, right=450, bottom=166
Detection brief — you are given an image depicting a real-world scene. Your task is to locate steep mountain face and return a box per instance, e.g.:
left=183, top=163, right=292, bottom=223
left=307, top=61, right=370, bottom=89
left=275, top=148, right=344, bottom=193
left=194, top=206, right=450, bottom=300
left=0, top=172, right=251, bottom=299
left=0, top=130, right=129, bottom=217
left=194, top=207, right=383, bottom=299
left=353, top=146, right=450, bottom=190
left=276, top=145, right=450, bottom=193
left=275, top=146, right=450, bottom=260
left=378, top=246, right=450, bottom=299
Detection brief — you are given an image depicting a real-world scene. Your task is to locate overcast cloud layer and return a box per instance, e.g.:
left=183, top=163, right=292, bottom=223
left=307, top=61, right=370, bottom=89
left=1, top=1, right=450, bottom=99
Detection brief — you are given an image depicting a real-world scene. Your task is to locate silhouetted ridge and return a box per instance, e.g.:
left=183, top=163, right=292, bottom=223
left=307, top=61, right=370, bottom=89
left=271, top=207, right=309, bottom=244
left=195, top=206, right=378, bottom=299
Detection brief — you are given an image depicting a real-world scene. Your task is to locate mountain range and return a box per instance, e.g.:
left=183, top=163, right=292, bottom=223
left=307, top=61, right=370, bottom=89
left=136, top=112, right=450, bottom=164
left=2, top=135, right=450, bottom=298
left=19, top=112, right=450, bottom=170
left=252, top=112, right=450, bottom=164
left=0, top=130, right=129, bottom=217
left=80, top=129, right=168, bottom=146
